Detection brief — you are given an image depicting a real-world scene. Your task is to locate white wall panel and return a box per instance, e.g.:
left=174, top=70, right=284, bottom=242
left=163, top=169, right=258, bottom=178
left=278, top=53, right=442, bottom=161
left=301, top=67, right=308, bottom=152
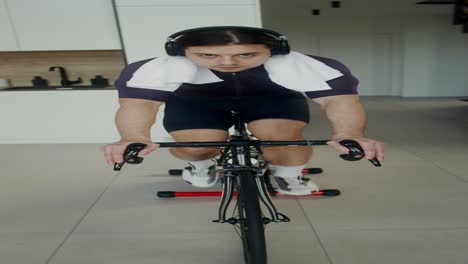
left=0, top=0, right=18, bottom=51
left=402, top=17, right=468, bottom=97
left=319, top=34, right=393, bottom=96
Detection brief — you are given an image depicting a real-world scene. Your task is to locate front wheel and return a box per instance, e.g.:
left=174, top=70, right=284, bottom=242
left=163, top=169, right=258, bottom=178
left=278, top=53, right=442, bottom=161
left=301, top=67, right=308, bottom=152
left=236, top=170, right=267, bottom=264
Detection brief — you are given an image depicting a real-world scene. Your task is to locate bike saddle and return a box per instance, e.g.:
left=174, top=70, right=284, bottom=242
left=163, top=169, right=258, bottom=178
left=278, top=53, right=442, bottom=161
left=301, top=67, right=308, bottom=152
left=113, top=143, right=148, bottom=171
left=339, top=139, right=382, bottom=167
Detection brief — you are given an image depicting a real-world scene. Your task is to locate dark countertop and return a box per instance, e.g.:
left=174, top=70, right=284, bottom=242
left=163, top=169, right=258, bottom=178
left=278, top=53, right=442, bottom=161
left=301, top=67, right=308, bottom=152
left=0, top=85, right=116, bottom=91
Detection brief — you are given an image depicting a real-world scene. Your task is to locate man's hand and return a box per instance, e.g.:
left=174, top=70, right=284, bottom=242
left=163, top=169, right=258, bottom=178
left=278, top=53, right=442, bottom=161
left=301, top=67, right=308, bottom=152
left=327, top=136, right=384, bottom=162
left=100, top=141, right=159, bottom=166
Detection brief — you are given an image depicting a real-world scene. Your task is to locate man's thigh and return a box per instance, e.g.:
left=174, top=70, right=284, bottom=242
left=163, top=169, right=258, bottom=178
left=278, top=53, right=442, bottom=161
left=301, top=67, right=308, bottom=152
left=168, top=129, right=229, bottom=157
left=247, top=119, right=307, bottom=140
left=170, top=129, right=229, bottom=141
left=240, top=93, right=310, bottom=128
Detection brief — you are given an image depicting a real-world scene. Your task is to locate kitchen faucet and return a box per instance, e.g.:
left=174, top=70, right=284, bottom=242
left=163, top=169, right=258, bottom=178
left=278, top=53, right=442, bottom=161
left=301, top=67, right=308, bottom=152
left=49, top=66, right=82, bottom=86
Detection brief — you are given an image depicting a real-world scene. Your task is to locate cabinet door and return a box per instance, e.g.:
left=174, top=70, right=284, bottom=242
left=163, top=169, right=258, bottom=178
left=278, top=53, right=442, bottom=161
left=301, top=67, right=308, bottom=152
left=0, top=0, right=19, bottom=51
left=6, top=0, right=121, bottom=51
left=117, top=4, right=261, bottom=62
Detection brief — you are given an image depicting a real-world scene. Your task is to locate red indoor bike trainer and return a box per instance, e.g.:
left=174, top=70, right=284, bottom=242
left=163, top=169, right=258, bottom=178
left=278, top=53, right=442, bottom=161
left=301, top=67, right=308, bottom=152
left=160, top=167, right=339, bottom=198
left=168, top=167, right=324, bottom=176
left=157, top=189, right=341, bottom=198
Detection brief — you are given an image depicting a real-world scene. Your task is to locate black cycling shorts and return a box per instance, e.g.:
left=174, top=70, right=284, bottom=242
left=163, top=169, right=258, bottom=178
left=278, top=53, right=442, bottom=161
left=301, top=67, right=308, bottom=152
left=163, top=93, right=310, bottom=133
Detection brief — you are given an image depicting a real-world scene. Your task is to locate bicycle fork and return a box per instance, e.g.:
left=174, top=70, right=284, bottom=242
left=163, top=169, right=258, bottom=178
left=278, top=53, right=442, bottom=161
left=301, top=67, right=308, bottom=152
left=214, top=163, right=290, bottom=224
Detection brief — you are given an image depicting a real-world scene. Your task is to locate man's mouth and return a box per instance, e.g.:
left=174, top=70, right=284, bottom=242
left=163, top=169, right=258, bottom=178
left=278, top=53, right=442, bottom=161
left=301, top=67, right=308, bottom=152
left=218, top=66, right=240, bottom=69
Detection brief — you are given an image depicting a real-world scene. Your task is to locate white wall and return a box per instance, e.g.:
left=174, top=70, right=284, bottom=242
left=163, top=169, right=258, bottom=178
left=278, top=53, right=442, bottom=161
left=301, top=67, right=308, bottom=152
left=402, top=16, right=468, bottom=97
left=260, top=0, right=468, bottom=97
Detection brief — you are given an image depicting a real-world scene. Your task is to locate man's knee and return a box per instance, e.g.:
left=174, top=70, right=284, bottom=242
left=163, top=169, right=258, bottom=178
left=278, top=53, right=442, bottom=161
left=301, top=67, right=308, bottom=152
left=247, top=119, right=307, bottom=140
left=169, top=147, right=219, bottom=158
left=251, top=127, right=305, bottom=141
left=168, top=129, right=228, bottom=160
left=257, top=132, right=304, bottom=141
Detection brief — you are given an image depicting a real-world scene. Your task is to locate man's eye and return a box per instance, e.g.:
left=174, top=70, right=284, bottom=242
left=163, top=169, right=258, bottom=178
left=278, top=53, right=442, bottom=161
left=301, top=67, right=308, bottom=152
left=239, top=54, right=255, bottom=58
left=199, top=54, right=217, bottom=58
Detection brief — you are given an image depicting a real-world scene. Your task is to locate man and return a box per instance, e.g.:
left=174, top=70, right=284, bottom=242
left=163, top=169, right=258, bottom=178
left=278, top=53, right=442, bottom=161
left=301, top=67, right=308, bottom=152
left=101, top=26, right=384, bottom=195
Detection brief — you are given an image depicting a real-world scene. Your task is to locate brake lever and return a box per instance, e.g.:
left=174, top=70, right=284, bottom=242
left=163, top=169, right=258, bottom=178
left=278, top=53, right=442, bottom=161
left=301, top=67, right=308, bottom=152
left=339, top=139, right=381, bottom=167
left=113, top=143, right=148, bottom=171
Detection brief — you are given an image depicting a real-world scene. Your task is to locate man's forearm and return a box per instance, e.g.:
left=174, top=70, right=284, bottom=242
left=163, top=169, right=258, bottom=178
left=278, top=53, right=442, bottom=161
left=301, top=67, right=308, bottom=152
left=321, top=95, right=367, bottom=139
left=115, top=99, right=161, bottom=142
left=313, top=95, right=384, bottom=161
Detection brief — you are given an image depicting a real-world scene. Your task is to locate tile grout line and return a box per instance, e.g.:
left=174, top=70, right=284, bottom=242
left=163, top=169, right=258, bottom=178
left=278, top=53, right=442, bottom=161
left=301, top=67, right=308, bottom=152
left=315, top=226, right=468, bottom=232
left=296, top=198, right=335, bottom=264
left=367, top=98, right=467, bottom=184
left=396, top=147, right=468, bottom=183
left=431, top=162, right=468, bottom=183
left=45, top=173, right=121, bottom=264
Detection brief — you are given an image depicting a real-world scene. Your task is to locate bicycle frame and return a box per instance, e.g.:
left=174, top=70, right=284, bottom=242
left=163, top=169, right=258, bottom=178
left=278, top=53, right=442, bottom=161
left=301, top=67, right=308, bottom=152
left=214, top=111, right=288, bottom=224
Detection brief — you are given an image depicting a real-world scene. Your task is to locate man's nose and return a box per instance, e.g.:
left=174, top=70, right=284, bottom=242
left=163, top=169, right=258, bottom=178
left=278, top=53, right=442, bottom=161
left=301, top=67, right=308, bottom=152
left=219, top=56, right=237, bottom=65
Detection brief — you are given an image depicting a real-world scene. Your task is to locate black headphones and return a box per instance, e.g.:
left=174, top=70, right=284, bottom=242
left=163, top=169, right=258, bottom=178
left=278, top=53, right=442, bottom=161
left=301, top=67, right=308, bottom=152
left=164, top=26, right=291, bottom=56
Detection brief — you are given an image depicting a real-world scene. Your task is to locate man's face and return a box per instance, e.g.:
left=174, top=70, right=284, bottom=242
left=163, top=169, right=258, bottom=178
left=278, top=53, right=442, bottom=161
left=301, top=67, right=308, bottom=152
left=184, top=44, right=271, bottom=72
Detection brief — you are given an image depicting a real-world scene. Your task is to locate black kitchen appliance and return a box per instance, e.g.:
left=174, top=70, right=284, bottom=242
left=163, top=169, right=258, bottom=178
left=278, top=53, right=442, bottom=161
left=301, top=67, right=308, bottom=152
left=90, top=75, right=109, bottom=87
left=32, top=76, right=49, bottom=88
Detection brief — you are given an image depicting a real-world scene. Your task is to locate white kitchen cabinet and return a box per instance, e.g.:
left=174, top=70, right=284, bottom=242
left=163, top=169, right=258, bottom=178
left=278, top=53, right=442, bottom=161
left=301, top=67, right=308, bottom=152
left=115, top=0, right=256, bottom=5
left=0, top=0, right=19, bottom=51
left=6, top=0, right=121, bottom=51
left=0, top=90, right=173, bottom=143
left=0, top=90, right=119, bottom=143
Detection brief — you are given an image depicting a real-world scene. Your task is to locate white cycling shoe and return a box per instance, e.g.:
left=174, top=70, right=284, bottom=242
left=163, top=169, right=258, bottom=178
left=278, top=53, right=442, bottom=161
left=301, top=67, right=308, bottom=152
left=274, top=175, right=319, bottom=195
left=182, top=163, right=218, bottom=188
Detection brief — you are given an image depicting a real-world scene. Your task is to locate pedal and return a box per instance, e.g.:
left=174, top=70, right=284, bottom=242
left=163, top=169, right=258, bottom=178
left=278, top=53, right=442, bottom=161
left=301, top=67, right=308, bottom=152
left=276, top=212, right=291, bottom=222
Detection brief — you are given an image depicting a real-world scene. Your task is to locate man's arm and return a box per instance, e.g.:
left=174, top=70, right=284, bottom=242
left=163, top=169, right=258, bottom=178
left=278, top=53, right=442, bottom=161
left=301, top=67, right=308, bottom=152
left=116, top=98, right=162, bottom=142
left=101, top=98, right=163, bottom=166
left=313, top=95, right=366, bottom=138
left=312, top=94, right=384, bottom=161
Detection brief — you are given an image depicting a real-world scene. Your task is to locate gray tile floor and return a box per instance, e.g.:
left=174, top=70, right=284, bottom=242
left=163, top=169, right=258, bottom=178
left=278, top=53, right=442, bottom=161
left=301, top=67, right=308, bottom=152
left=1, top=97, right=467, bottom=264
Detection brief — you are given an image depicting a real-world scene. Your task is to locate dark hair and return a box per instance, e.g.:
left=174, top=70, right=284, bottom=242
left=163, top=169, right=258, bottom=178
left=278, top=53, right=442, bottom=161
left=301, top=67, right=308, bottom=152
left=176, top=29, right=277, bottom=50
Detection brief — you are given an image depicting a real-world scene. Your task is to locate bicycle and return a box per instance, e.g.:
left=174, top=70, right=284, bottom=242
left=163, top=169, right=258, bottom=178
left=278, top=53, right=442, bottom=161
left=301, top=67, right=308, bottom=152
left=113, top=111, right=381, bottom=264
